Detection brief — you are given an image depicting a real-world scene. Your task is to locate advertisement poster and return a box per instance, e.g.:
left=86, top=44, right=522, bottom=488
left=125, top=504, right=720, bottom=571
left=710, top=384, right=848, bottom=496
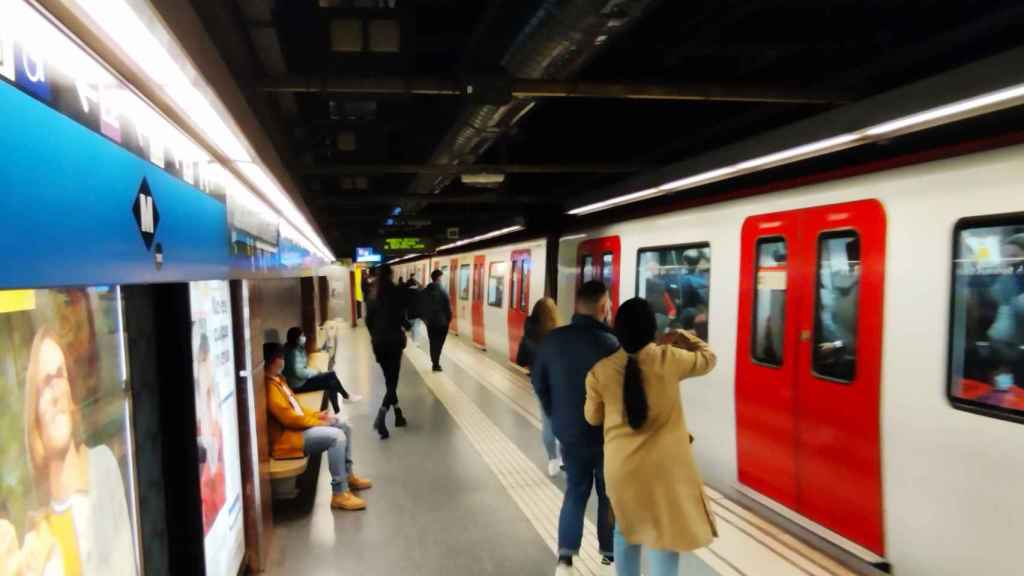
left=189, top=281, right=244, bottom=576
left=0, top=287, right=138, bottom=575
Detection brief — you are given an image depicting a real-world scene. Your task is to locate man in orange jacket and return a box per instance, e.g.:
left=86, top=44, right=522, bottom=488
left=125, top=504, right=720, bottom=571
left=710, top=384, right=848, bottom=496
left=265, top=343, right=372, bottom=510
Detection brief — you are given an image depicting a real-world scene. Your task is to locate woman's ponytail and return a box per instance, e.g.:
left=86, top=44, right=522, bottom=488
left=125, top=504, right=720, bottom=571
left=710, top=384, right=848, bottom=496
left=614, top=298, right=658, bottom=430
left=623, top=354, right=648, bottom=429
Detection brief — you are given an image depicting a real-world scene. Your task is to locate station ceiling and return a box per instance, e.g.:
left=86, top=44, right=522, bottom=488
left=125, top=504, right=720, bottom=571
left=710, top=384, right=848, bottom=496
left=190, top=0, right=1024, bottom=257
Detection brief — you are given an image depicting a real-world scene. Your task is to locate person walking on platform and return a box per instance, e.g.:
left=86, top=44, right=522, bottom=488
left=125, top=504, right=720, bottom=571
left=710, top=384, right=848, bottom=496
left=517, top=297, right=565, bottom=477
left=265, top=343, right=373, bottom=511
left=585, top=298, right=718, bottom=576
left=419, top=269, right=453, bottom=372
left=283, top=327, right=361, bottom=412
left=367, top=265, right=411, bottom=439
left=532, top=281, right=620, bottom=575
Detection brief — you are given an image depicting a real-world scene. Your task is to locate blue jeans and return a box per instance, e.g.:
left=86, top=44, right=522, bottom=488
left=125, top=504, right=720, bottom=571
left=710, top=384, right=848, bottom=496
left=614, top=526, right=679, bottom=576
left=303, top=420, right=353, bottom=494
left=541, top=411, right=560, bottom=461
left=558, top=445, right=613, bottom=558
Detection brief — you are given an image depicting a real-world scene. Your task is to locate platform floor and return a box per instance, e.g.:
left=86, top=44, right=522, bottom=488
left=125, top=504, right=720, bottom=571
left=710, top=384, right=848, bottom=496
left=264, top=323, right=863, bottom=576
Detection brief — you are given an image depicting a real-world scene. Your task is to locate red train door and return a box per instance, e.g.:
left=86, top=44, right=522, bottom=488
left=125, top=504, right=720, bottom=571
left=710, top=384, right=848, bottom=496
left=449, top=258, right=459, bottom=334
left=735, top=200, right=886, bottom=556
left=578, top=236, right=621, bottom=318
left=507, top=250, right=532, bottom=362
left=735, top=212, right=802, bottom=511
left=472, top=255, right=486, bottom=348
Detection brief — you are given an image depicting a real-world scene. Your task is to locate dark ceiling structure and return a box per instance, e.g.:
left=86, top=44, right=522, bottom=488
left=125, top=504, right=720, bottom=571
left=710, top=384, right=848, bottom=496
left=190, top=0, right=1024, bottom=257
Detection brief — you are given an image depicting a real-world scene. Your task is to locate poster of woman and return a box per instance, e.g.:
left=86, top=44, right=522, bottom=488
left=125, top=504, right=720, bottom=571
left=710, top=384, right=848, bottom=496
left=0, top=287, right=138, bottom=575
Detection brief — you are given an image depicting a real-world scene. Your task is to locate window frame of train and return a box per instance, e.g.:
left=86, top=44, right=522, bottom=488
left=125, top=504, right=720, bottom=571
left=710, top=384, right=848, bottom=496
left=487, top=261, right=506, bottom=308
left=634, top=242, right=711, bottom=341
left=948, top=212, right=1024, bottom=424
left=810, top=230, right=861, bottom=385
left=459, top=264, right=471, bottom=301
left=751, top=236, right=788, bottom=368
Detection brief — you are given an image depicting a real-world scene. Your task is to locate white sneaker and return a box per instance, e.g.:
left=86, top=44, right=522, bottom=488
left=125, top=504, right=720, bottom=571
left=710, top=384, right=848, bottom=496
left=344, top=394, right=364, bottom=403
left=547, top=458, right=562, bottom=477
left=554, top=563, right=576, bottom=576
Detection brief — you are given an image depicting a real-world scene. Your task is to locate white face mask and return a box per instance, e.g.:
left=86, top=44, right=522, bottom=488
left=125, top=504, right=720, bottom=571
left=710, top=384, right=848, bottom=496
left=298, top=335, right=307, bottom=346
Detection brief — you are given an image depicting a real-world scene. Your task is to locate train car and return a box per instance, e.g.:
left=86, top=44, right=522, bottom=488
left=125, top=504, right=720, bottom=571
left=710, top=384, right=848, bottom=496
left=391, top=140, right=1024, bottom=576
left=393, top=238, right=547, bottom=366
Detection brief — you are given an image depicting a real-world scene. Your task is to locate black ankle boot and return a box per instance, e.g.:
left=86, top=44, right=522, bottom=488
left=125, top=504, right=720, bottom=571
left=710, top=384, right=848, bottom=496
left=393, top=406, right=407, bottom=428
left=374, top=407, right=390, bottom=439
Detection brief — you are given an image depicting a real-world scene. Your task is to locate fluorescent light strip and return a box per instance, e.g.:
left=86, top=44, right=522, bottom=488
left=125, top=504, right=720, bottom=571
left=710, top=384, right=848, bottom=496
left=387, top=253, right=422, bottom=265
left=436, top=226, right=525, bottom=252
left=568, top=80, right=1024, bottom=216
left=67, top=0, right=334, bottom=262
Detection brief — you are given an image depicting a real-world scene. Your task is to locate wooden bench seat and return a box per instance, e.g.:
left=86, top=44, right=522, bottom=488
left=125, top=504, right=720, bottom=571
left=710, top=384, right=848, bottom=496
left=269, top=457, right=307, bottom=480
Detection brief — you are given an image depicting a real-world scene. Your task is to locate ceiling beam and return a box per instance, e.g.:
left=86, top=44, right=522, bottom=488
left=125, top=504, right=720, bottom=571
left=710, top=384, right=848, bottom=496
left=303, top=163, right=646, bottom=175
left=317, top=192, right=550, bottom=205
left=263, top=75, right=851, bottom=104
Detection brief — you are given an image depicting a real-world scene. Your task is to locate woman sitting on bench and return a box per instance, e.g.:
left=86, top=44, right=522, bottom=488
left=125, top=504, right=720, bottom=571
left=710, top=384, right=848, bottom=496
left=266, top=343, right=372, bottom=511
left=283, top=326, right=362, bottom=411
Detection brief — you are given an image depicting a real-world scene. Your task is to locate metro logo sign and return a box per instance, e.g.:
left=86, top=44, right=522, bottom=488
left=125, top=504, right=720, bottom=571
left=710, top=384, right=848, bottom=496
left=133, top=178, right=161, bottom=250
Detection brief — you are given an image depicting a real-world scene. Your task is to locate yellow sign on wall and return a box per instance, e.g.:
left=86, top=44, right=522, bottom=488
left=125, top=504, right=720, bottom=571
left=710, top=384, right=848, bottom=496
left=0, top=290, right=36, bottom=314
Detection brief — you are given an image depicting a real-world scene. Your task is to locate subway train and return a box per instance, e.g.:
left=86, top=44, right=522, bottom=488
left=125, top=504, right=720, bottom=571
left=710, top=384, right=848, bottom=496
left=393, top=140, right=1024, bottom=576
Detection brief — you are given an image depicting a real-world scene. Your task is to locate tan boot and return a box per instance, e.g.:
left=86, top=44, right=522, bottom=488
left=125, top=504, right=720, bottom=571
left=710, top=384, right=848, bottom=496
left=348, top=473, right=373, bottom=491
left=330, top=491, right=366, bottom=511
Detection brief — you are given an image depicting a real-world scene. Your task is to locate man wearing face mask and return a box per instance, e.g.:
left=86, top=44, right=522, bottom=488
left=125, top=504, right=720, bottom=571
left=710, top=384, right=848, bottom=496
left=283, top=326, right=362, bottom=413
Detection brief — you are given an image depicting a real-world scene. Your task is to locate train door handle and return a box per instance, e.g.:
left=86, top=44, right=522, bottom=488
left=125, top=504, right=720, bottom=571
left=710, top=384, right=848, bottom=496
left=800, top=329, right=811, bottom=342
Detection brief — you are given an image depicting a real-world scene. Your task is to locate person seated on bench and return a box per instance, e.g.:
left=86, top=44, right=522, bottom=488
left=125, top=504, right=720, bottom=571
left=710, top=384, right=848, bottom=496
left=266, top=343, right=373, bottom=511
left=283, top=326, right=362, bottom=411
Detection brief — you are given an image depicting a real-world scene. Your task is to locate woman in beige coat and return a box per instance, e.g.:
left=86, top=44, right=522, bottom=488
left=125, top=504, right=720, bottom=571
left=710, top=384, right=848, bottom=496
left=585, top=298, right=718, bottom=576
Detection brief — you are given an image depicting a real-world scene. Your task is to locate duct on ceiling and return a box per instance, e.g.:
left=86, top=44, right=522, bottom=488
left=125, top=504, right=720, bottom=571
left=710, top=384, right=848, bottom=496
left=407, top=0, right=662, bottom=200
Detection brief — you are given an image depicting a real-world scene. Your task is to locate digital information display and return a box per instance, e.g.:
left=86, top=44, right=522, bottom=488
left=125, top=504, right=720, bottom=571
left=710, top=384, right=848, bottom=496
left=383, top=238, right=432, bottom=252
left=355, top=246, right=382, bottom=263
left=0, top=287, right=139, bottom=575
left=190, top=281, right=245, bottom=576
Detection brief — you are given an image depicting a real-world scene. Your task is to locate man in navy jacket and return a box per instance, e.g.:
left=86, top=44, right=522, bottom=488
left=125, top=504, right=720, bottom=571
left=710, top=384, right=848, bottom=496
left=532, top=281, right=619, bottom=574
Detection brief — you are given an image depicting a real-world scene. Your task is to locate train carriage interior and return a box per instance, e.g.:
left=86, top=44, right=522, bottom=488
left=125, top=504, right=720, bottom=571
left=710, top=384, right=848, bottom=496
left=2, top=1, right=1024, bottom=575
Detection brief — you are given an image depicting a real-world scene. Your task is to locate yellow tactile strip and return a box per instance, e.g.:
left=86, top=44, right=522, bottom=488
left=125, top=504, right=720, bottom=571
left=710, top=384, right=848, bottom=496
left=434, top=335, right=858, bottom=576
left=406, top=343, right=610, bottom=576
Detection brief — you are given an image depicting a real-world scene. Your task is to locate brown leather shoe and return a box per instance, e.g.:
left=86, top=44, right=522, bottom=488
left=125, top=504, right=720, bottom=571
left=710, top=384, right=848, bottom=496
left=348, top=473, right=373, bottom=491
left=330, top=491, right=366, bottom=511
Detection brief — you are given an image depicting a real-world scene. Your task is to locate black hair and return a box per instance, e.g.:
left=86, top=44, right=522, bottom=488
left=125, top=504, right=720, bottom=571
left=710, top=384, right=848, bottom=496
left=285, top=326, right=303, bottom=348
left=431, top=269, right=443, bottom=281
left=614, top=298, right=657, bottom=430
left=576, top=280, right=608, bottom=309
left=263, top=342, right=284, bottom=370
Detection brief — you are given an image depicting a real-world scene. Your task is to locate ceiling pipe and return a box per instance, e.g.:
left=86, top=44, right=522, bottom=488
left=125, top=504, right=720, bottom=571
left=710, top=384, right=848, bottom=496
left=405, top=0, right=664, bottom=205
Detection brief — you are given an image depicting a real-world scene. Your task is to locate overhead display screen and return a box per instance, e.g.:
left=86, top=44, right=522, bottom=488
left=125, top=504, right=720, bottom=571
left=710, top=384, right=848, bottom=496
left=189, top=281, right=244, bottom=576
left=355, top=246, right=382, bottom=263
left=0, top=287, right=139, bottom=574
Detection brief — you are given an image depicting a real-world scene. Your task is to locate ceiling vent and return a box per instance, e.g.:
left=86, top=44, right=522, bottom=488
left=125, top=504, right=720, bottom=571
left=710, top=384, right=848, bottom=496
left=336, top=130, right=357, bottom=151
left=460, top=173, right=506, bottom=188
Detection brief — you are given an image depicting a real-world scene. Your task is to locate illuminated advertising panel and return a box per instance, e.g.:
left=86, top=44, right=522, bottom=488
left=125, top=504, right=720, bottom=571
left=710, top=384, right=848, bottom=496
left=189, top=281, right=245, bottom=576
left=0, top=287, right=139, bottom=575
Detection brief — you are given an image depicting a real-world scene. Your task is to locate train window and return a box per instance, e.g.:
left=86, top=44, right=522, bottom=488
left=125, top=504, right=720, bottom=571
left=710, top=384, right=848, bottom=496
left=510, top=261, right=520, bottom=312
left=752, top=238, right=787, bottom=366
left=812, top=231, right=861, bottom=382
left=636, top=243, right=710, bottom=340
left=601, top=252, right=614, bottom=287
left=488, top=262, right=507, bottom=308
left=949, top=217, right=1024, bottom=421
left=519, top=259, right=530, bottom=312
left=582, top=255, right=594, bottom=281
left=459, top=264, right=471, bottom=300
